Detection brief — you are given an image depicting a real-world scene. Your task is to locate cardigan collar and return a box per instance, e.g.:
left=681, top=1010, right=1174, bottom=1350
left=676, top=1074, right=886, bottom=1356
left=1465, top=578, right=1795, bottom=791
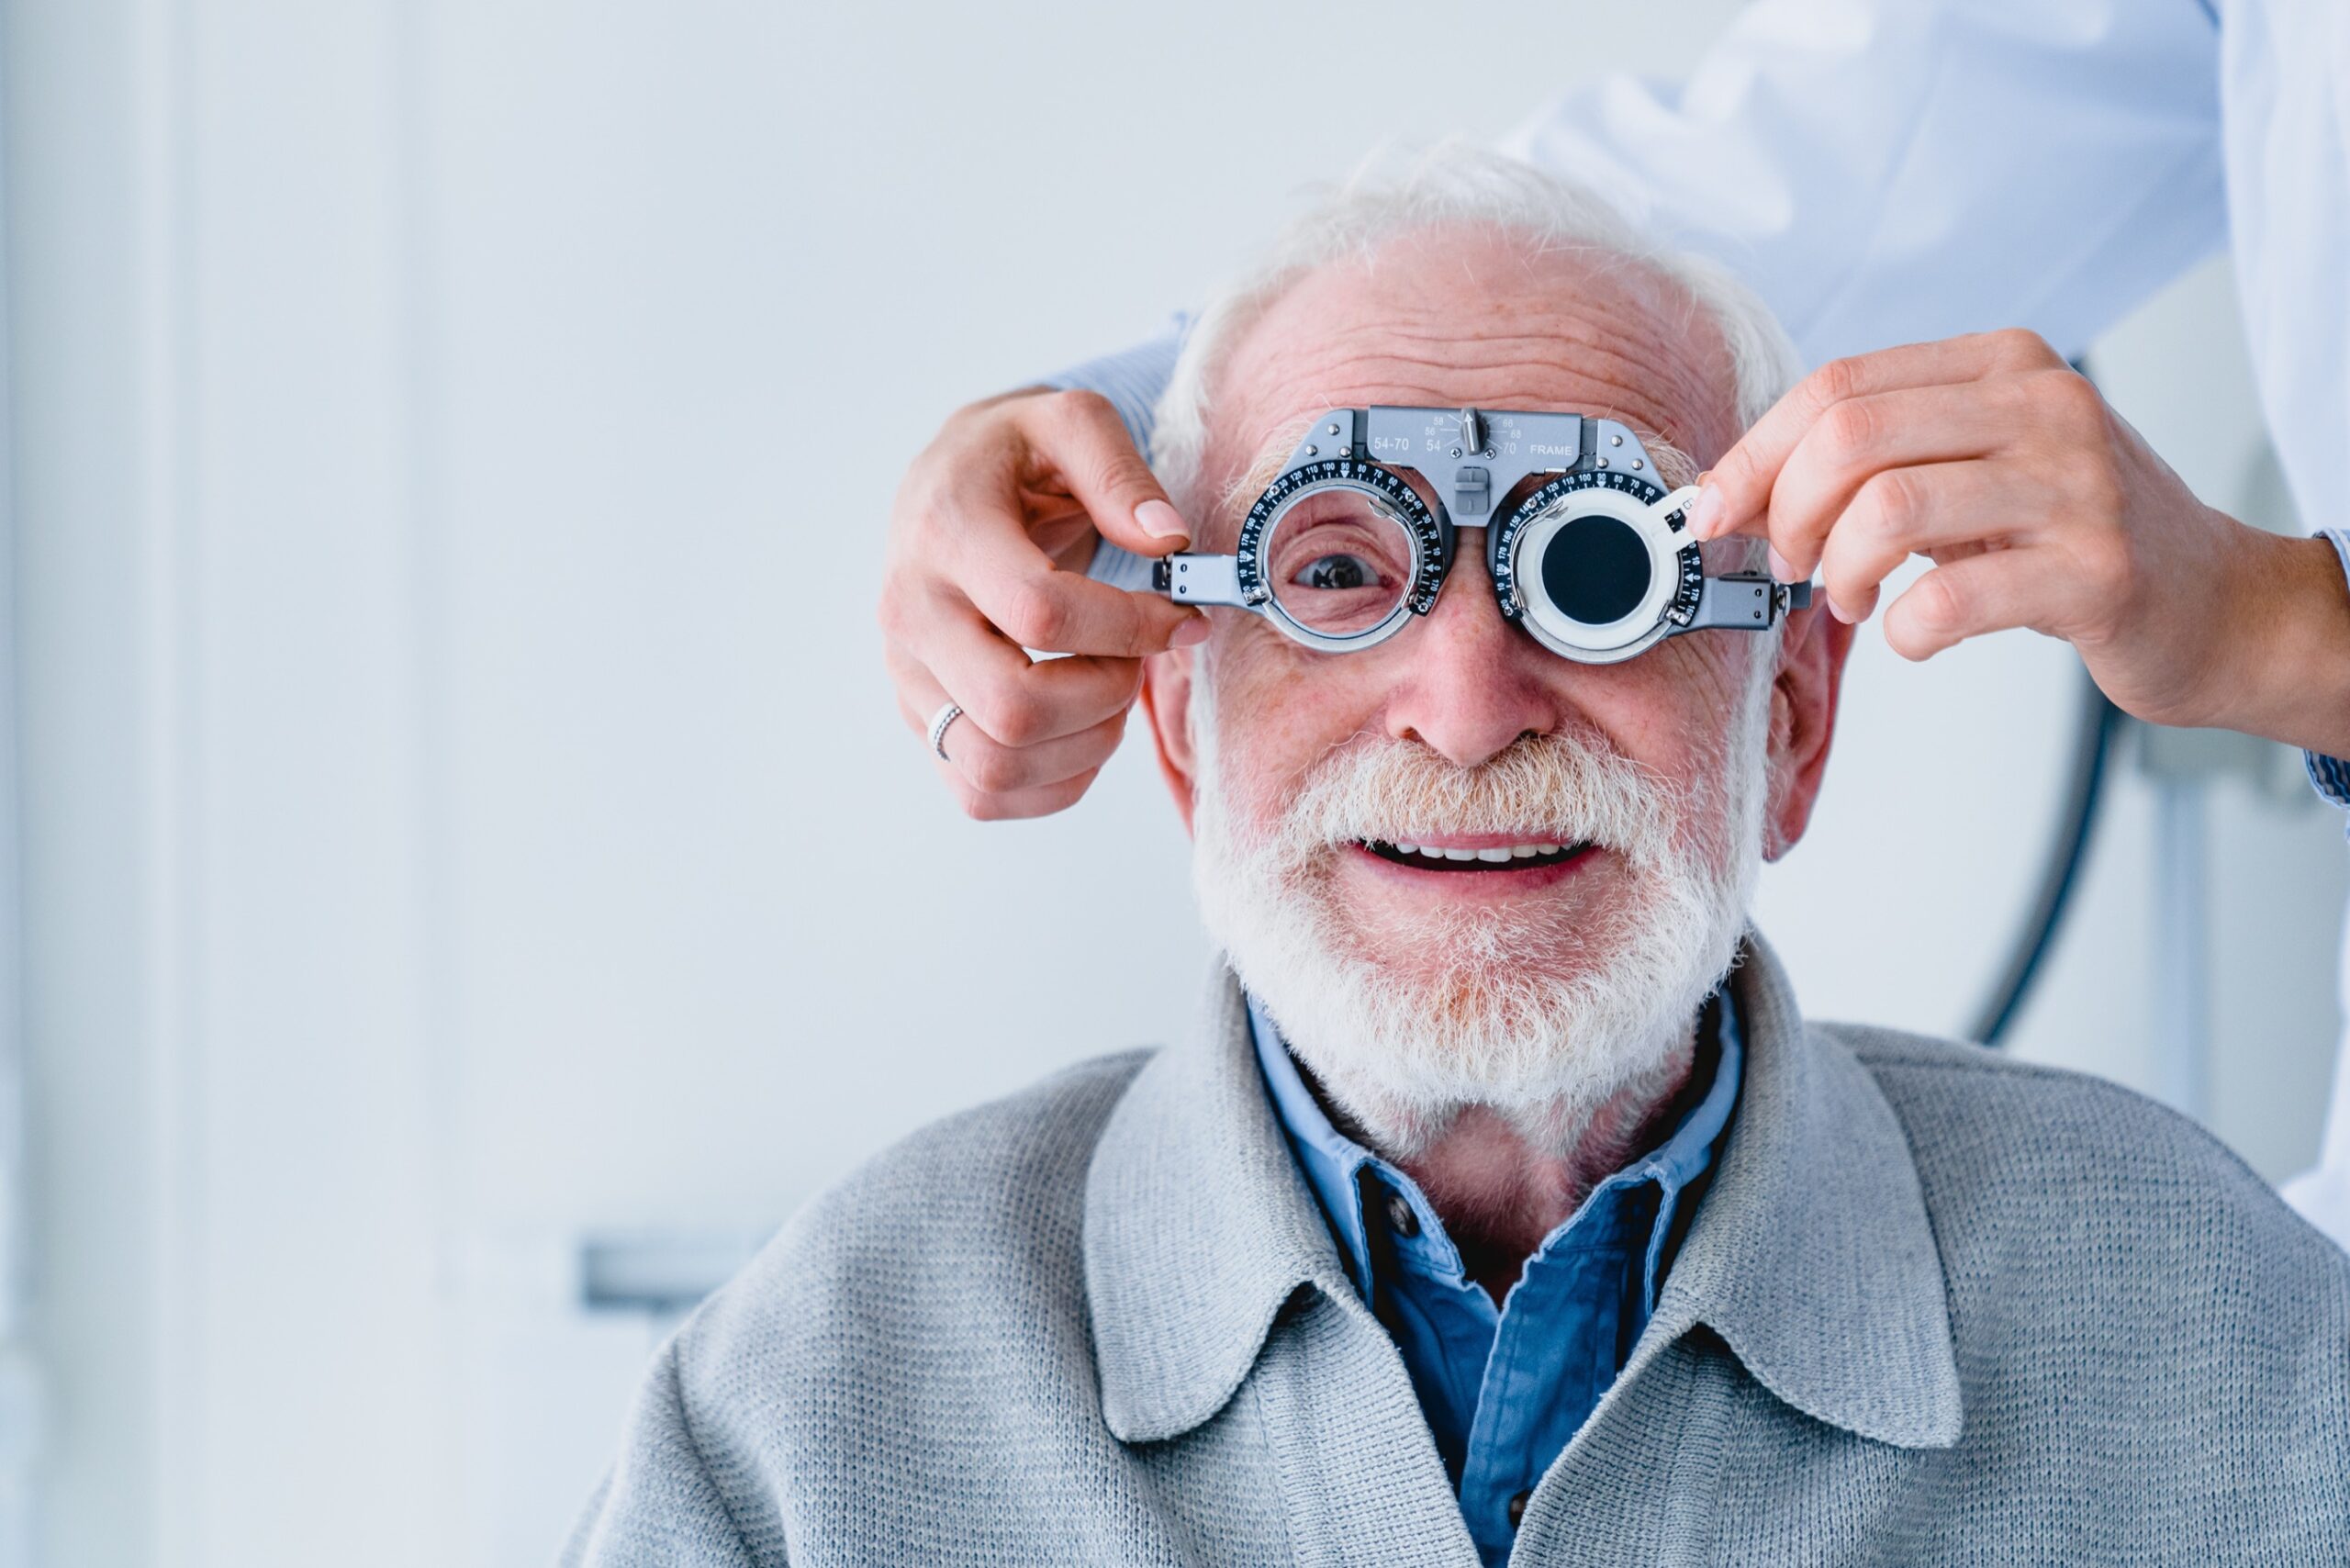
left=1081, top=930, right=1962, bottom=1450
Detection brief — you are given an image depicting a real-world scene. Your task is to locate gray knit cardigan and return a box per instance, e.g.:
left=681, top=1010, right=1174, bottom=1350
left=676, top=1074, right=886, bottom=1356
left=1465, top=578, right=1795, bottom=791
left=565, top=934, right=2350, bottom=1565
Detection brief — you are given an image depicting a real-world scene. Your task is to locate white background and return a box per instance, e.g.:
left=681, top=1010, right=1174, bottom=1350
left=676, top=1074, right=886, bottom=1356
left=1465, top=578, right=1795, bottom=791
left=3, top=1, right=2344, bottom=1563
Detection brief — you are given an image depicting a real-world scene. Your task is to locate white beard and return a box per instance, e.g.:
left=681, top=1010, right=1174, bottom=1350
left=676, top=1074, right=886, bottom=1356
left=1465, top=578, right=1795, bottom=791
left=1189, top=648, right=1774, bottom=1159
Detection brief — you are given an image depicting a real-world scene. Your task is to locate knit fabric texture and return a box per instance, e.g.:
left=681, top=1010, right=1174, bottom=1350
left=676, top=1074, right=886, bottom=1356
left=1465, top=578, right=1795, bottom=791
left=564, top=932, right=2350, bottom=1566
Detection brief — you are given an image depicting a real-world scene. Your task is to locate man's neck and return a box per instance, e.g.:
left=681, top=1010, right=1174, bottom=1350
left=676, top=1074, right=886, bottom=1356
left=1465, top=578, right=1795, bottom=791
left=1316, top=1038, right=1699, bottom=1307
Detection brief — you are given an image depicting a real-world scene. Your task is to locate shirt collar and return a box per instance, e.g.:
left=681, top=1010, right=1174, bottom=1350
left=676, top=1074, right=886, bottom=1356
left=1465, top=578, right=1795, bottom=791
left=1244, top=991, right=1743, bottom=1307
left=1081, top=932, right=1962, bottom=1450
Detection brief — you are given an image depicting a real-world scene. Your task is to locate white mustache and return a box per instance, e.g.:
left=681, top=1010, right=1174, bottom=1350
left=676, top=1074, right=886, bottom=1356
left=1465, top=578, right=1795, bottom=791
left=1262, top=730, right=1686, bottom=868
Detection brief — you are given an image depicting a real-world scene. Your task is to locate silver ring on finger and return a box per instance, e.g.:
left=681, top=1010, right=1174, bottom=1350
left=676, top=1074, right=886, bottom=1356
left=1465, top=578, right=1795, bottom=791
left=925, top=700, right=964, bottom=762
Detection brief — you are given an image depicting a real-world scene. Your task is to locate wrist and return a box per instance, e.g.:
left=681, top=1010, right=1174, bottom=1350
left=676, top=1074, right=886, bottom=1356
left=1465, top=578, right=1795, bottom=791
left=2209, top=527, right=2350, bottom=756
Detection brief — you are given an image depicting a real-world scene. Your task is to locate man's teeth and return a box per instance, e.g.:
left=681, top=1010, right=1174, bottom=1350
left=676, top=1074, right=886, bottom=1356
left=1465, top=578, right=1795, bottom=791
left=1367, top=838, right=1576, bottom=868
left=1391, top=841, right=1563, bottom=858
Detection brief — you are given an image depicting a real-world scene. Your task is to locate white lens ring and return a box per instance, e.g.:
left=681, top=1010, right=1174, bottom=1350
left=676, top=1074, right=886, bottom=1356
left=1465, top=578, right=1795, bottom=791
left=1501, top=479, right=1690, bottom=664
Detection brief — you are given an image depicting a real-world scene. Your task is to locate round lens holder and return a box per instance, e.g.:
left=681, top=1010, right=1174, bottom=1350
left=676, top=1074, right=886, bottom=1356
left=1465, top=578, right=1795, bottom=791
left=1234, top=458, right=1448, bottom=653
left=1490, top=470, right=1705, bottom=664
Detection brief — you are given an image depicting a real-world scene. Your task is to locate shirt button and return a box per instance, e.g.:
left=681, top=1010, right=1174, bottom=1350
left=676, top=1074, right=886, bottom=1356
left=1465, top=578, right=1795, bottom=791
left=1507, top=1490, right=1531, bottom=1529
left=1382, top=1190, right=1419, bottom=1238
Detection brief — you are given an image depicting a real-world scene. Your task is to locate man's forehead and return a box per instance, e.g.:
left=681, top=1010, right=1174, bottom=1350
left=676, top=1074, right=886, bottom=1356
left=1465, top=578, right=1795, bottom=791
left=1207, top=233, right=1738, bottom=506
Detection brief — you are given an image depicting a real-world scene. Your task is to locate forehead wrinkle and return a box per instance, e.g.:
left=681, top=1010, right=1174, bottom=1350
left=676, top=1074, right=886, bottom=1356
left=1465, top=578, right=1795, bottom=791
left=1350, top=321, right=1684, bottom=363
left=1231, top=364, right=1712, bottom=479
left=1228, top=254, right=1740, bottom=451
left=1248, top=319, right=1725, bottom=438
left=1259, top=342, right=1695, bottom=408
left=1259, top=319, right=1696, bottom=383
left=1279, top=337, right=1721, bottom=432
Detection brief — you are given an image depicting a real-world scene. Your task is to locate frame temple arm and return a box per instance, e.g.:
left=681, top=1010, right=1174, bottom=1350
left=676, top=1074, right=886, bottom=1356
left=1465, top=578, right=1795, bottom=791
left=1153, top=554, right=1250, bottom=607
left=1689, top=574, right=1811, bottom=630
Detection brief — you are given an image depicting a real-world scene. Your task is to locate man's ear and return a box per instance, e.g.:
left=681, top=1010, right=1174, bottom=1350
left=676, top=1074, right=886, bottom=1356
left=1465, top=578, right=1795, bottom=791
left=1762, top=605, right=1856, bottom=861
left=1138, top=643, right=1203, bottom=835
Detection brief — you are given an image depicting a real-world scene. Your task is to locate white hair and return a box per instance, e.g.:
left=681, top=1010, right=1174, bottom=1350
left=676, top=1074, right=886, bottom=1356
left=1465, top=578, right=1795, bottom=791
left=1150, top=140, right=1801, bottom=513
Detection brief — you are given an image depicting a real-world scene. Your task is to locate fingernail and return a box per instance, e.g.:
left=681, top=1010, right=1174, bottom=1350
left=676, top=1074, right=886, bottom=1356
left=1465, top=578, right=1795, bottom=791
left=1169, top=613, right=1210, bottom=648
left=1768, top=546, right=1796, bottom=582
left=1827, top=593, right=1853, bottom=624
left=1686, top=485, right=1725, bottom=540
left=1135, top=498, right=1190, bottom=543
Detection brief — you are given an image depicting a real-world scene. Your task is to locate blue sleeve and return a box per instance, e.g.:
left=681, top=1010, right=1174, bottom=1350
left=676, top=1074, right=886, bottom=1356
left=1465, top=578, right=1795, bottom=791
left=1038, top=318, right=1188, bottom=593
left=2306, top=528, right=2350, bottom=826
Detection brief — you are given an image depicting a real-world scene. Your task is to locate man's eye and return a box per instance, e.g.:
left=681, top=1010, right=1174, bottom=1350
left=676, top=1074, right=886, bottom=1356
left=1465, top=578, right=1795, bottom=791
left=1295, top=554, right=1381, bottom=590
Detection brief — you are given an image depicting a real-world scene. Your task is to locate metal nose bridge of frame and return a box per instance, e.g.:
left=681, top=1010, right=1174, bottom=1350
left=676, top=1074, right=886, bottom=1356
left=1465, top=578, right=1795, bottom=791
left=1153, top=405, right=1809, bottom=664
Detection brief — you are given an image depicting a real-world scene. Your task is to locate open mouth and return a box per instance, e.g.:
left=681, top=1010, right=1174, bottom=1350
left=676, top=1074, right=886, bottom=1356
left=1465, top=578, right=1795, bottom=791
left=1359, top=838, right=1593, bottom=871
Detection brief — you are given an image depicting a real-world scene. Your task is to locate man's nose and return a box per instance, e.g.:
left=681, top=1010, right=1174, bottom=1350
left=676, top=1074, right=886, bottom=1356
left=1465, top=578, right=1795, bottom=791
left=1380, top=537, right=1567, bottom=768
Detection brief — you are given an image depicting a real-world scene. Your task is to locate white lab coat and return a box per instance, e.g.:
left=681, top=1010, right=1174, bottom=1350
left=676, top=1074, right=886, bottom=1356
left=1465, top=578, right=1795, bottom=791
left=1497, top=0, right=2350, bottom=1243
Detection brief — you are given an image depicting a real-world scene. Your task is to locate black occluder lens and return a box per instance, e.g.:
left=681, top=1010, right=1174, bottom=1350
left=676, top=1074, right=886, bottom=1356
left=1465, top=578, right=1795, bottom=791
left=1540, top=515, right=1651, bottom=625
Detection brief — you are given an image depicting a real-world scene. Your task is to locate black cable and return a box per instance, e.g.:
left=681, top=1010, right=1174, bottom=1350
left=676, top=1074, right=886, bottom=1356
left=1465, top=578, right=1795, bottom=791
left=1968, top=666, right=2119, bottom=1047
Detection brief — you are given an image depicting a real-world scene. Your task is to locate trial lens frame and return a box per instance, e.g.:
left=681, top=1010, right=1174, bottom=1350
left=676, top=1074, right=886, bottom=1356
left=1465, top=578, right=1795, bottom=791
left=1153, top=406, right=1810, bottom=664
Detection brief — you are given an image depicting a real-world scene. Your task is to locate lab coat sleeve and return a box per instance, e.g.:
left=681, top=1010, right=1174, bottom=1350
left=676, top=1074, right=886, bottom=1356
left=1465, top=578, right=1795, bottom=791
left=1497, top=0, right=2229, bottom=367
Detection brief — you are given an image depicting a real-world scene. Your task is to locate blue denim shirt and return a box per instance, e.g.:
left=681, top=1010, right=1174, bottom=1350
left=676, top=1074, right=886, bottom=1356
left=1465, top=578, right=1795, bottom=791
left=1248, top=992, right=1743, bottom=1566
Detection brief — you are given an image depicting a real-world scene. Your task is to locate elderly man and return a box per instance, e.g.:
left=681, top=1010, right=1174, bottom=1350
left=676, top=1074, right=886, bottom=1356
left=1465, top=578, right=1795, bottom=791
left=567, top=151, right=2350, bottom=1566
